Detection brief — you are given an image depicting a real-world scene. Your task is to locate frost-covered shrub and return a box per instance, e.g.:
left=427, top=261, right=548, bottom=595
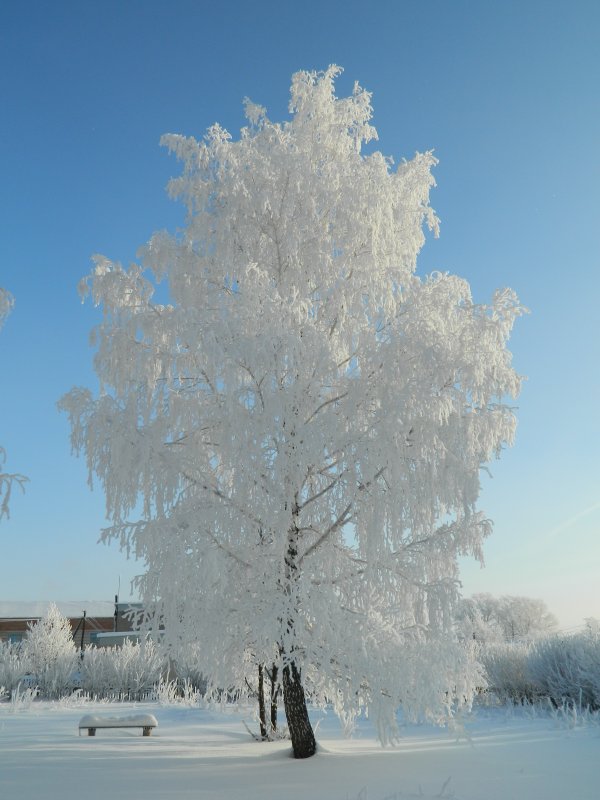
left=80, top=638, right=164, bottom=698
left=479, top=642, right=538, bottom=703
left=21, top=603, right=78, bottom=698
left=78, top=646, right=114, bottom=696
left=170, top=642, right=207, bottom=694
left=527, top=632, right=600, bottom=709
left=479, top=631, right=600, bottom=709
left=0, top=640, right=26, bottom=694
left=152, top=677, right=202, bottom=706
left=8, top=683, right=38, bottom=711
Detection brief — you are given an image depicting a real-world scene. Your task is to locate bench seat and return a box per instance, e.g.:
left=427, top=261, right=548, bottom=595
left=78, top=713, right=158, bottom=736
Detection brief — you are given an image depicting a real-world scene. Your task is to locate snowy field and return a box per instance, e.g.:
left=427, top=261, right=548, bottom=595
left=0, top=700, right=597, bottom=800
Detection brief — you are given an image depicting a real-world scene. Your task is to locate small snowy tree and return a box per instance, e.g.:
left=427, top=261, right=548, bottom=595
left=60, top=66, right=525, bottom=758
left=21, top=603, right=78, bottom=698
left=0, top=287, right=27, bottom=520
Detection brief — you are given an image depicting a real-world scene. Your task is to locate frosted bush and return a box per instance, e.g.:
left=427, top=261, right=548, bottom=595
left=152, top=677, right=202, bottom=706
left=0, top=640, right=26, bottom=693
left=527, top=632, right=600, bottom=709
left=152, top=677, right=180, bottom=704
left=478, top=632, right=600, bottom=710
left=80, top=638, right=164, bottom=699
left=170, top=642, right=207, bottom=694
left=9, top=683, right=38, bottom=711
left=479, top=642, right=538, bottom=703
left=78, top=646, right=112, bottom=696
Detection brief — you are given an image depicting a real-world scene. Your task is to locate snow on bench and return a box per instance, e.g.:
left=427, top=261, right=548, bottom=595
left=78, top=713, right=158, bottom=737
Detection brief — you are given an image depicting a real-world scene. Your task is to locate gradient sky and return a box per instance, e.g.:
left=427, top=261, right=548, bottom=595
left=1, top=0, right=598, bottom=629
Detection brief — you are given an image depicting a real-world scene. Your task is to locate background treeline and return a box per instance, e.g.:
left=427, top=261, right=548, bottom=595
left=456, top=593, right=559, bottom=644
left=2, top=601, right=599, bottom=710
left=457, top=594, right=600, bottom=709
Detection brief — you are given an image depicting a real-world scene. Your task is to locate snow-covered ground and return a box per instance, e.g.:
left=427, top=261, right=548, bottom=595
left=0, top=699, right=597, bottom=799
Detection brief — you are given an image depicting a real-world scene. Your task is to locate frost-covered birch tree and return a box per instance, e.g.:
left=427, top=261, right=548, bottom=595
left=0, top=287, right=27, bottom=520
left=60, top=66, right=525, bottom=758
left=22, top=603, right=78, bottom=698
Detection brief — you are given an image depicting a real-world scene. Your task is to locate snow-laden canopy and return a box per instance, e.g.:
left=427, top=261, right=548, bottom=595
left=61, top=66, right=525, bottom=751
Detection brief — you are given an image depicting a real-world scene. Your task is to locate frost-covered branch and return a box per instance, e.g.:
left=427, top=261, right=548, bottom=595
left=303, top=392, right=349, bottom=426
left=0, top=288, right=14, bottom=328
left=297, top=468, right=348, bottom=511
left=0, top=448, right=29, bottom=520
left=206, top=528, right=252, bottom=568
left=0, top=289, right=28, bottom=521
left=299, top=502, right=354, bottom=563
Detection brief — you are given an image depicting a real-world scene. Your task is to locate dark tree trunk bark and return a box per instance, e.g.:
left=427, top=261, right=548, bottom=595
left=269, top=664, right=279, bottom=733
left=257, top=664, right=267, bottom=740
left=282, top=660, right=316, bottom=759
left=279, top=457, right=316, bottom=758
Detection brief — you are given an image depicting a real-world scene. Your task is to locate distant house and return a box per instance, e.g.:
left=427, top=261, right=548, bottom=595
left=0, top=601, right=141, bottom=649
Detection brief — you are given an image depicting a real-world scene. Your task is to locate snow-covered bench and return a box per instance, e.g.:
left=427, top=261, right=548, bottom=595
left=78, top=713, right=158, bottom=737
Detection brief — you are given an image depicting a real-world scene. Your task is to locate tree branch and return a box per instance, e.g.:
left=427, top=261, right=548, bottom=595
left=304, top=392, right=348, bottom=426
left=181, top=470, right=265, bottom=530
left=299, top=502, right=354, bottom=563
left=297, top=469, right=348, bottom=511
left=206, top=528, right=252, bottom=569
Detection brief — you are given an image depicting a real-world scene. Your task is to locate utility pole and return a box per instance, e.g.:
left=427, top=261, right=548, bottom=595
left=80, top=610, right=86, bottom=653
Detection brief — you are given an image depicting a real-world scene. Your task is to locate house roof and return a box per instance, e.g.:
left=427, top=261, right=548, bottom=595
left=0, top=601, right=119, bottom=618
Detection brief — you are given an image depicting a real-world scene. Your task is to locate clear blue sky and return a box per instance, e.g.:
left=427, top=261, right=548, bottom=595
left=1, top=0, right=598, bottom=629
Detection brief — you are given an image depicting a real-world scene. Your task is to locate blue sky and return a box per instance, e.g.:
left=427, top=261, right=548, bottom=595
left=1, top=0, right=598, bottom=628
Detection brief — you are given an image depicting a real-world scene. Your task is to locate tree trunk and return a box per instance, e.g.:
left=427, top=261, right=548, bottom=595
left=280, top=464, right=316, bottom=758
left=282, top=660, right=316, bottom=758
left=269, top=664, right=279, bottom=733
left=257, top=664, right=267, bottom=739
